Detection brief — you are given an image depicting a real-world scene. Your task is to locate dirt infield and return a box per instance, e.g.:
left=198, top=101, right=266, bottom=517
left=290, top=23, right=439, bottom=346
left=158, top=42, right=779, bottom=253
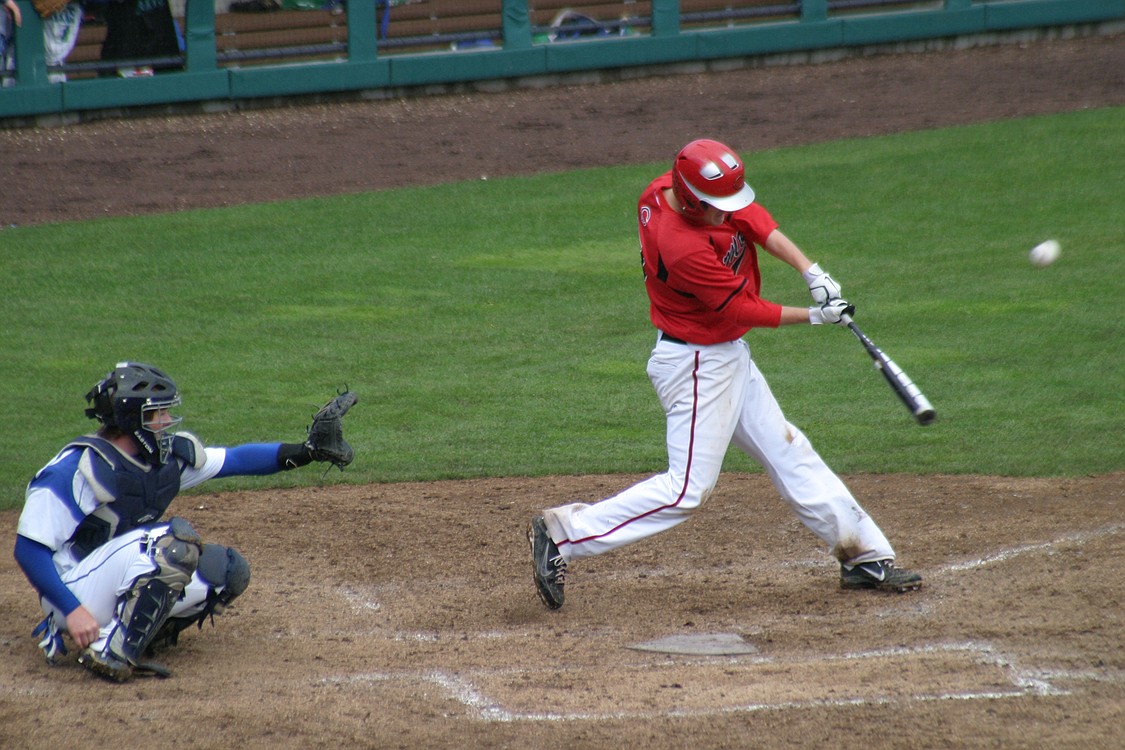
left=2, top=31, right=1123, bottom=749
left=2, top=474, right=1122, bottom=746
left=2, top=32, right=1124, bottom=227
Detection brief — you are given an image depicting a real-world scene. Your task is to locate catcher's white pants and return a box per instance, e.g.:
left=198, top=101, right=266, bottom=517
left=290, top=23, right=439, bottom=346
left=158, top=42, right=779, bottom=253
left=543, top=336, right=895, bottom=565
left=41, top=524, right=214, bottom=652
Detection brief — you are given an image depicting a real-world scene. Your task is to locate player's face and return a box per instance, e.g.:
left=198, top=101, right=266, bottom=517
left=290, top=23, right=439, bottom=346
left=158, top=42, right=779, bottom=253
left=142, top=406, right=180, bottom=433
left=699, top=203, right=727, bottom=226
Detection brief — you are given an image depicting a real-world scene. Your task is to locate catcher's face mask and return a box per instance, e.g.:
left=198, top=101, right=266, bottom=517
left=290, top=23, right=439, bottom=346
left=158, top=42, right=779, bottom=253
left=141, top=399, right=182, bottom=464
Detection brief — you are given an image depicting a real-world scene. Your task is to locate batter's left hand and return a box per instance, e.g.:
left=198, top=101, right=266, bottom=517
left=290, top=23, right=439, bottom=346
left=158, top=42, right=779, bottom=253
left=810, top=298, right=855, bottom=326
left=803, top=263, right=842, bottom=305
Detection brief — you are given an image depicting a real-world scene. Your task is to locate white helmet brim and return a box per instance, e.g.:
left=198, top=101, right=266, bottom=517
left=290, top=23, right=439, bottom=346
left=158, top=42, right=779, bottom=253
left=693, top=181, right=755, bottom=212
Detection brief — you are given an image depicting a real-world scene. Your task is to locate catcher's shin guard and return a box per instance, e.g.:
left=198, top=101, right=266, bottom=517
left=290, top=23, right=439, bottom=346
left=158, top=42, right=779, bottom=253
left=106, top=579, right=181, bottom=663
left=101, top=519, right=202, bottom=672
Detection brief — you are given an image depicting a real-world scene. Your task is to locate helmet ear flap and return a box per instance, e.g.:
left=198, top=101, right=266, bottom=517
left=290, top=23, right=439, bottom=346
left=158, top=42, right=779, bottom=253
left=85, top=373, right=117, bottom=426
left=671, top=165, right=707, bottom=218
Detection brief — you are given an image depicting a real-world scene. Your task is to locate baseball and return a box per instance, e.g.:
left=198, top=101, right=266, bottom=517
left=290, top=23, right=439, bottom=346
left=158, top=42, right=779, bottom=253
left=1029, top=239, right=1061, bottom=267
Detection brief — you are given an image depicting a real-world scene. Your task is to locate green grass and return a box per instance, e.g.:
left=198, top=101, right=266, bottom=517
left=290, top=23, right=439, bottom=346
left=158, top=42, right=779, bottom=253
left=2, top=107, right=1122, bottom=509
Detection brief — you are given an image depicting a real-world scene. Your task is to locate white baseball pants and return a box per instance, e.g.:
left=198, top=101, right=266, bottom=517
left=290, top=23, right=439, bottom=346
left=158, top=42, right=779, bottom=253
left=41, top=524, right=214, bottom=652
left=543, top=336, right=895, bottom=565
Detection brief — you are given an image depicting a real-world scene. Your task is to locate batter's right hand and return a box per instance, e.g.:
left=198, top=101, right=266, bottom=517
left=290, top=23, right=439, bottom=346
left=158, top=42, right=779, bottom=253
left=66, top=605, right=101, bottom=649
left=810, top=298, right=855, bottom=325
left=803, top=263, right=842, bottom=306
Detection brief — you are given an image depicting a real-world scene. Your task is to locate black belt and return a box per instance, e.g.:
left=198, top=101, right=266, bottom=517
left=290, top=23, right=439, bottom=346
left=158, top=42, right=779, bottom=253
left=659, top=332, right=689, bottom=345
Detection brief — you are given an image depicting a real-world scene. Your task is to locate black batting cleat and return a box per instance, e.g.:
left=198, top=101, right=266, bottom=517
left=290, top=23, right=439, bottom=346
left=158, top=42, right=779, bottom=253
left=528, top=516, right=567, bottom=609
left=840, top=560, right=922, bottom=592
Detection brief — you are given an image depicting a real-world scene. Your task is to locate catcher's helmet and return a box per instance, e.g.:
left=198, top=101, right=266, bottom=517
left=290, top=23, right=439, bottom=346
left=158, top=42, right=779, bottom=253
left=85, top=362, right=182, bottom=464
left=671, top=139, right=756, bottom=219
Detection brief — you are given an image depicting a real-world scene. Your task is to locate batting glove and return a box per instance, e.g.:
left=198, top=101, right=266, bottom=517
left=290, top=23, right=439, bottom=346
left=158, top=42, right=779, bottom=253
left=803, top=263, right=842, bottom=306
left=809, top=298, right=855, bottom=325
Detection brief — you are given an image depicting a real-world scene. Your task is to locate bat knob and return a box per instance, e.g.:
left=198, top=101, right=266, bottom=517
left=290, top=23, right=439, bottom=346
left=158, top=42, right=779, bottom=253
left=915, top=408, right=937, bottom=425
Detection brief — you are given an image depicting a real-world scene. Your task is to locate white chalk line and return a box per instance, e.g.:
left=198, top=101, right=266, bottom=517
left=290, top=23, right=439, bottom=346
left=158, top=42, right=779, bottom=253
left=776, top=524, right=1123, bottom=577
left=940, top=523, right=1122, bottom=573
left=339, top=585, right=382, bottom=612
left=318, top=641, right=1125, bottom=723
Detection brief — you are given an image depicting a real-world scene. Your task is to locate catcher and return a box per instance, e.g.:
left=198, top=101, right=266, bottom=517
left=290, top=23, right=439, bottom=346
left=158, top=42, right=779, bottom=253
left=13, top=362, right=357, bottom=682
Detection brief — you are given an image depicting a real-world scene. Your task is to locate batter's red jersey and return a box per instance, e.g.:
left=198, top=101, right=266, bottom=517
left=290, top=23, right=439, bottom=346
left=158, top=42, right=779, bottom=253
left=638, top=172, right=784, bottom=345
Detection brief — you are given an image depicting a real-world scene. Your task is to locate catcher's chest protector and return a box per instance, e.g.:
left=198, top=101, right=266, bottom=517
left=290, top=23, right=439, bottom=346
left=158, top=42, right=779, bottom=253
left=66, top=436, right=183, bottom=559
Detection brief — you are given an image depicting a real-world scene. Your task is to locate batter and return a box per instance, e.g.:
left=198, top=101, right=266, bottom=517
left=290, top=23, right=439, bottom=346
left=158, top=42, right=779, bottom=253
left=528, top=139, right=922, bottom=609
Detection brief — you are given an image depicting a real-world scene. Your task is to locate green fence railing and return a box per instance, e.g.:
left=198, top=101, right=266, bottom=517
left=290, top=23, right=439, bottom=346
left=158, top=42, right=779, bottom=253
left=1, top=0, right=1121, bottom=122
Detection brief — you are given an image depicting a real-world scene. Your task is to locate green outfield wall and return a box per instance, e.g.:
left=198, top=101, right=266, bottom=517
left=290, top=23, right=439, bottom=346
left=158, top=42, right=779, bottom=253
left=1, top=0, right=1122, bottom=123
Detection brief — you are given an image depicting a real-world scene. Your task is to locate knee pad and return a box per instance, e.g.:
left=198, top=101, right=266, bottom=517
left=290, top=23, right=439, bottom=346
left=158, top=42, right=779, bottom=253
left=146, top=517, right=203, bottom=581
left=196, top=544, right=251, bottom=614
left=149, top=543, right=251, bottom=651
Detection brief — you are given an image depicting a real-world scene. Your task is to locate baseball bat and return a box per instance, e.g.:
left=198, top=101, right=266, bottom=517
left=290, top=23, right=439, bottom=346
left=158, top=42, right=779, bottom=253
left=840, top=314, right=936, bottom=425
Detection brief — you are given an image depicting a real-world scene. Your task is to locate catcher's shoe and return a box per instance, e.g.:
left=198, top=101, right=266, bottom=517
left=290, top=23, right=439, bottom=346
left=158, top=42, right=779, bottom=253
left=840, top=560, right=922, bottom=592
left=78, top=647, right=134, bottom=682
left=79, top=647, right=172, bottom=681
left=528, top=516, right=567, bottom=609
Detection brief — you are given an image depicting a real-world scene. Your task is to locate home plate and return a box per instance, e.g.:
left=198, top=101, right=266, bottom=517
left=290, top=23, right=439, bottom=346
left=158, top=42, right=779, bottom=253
left=627, top=633, right=759, bottom=655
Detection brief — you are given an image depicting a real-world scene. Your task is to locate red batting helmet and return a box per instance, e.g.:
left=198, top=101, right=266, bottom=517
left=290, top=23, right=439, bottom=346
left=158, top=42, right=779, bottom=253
left=671, top=139, right=756, bottom=218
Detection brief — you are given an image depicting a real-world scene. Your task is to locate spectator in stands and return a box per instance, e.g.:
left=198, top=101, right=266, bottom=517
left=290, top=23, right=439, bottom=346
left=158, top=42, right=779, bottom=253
left=2, top=0, right=81, bottom=85
left=0, top=0, right=20, bottom=87
left=42, top=0, right=84, bottom=83
left=98, top=0, right=181, bottom=77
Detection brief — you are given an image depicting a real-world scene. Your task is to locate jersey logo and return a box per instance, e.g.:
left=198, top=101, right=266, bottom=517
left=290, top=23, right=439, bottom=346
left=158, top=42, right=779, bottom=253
left=721, top=233, right=747, bottom=272
left=639, top=205, right=652, bottom=226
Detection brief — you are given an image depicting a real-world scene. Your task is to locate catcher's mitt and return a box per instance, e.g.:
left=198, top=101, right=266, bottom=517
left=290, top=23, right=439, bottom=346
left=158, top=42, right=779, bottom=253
left=305, top=390, right=357, bottom=469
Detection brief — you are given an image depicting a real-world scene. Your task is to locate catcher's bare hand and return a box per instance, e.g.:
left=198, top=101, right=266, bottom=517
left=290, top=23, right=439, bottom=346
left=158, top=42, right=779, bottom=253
left=305, top=390, right=357, bottom=469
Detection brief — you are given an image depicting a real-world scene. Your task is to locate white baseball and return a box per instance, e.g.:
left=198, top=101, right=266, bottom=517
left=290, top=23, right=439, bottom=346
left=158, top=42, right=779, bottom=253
left=1029, top=239, right=1060, bottom=267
